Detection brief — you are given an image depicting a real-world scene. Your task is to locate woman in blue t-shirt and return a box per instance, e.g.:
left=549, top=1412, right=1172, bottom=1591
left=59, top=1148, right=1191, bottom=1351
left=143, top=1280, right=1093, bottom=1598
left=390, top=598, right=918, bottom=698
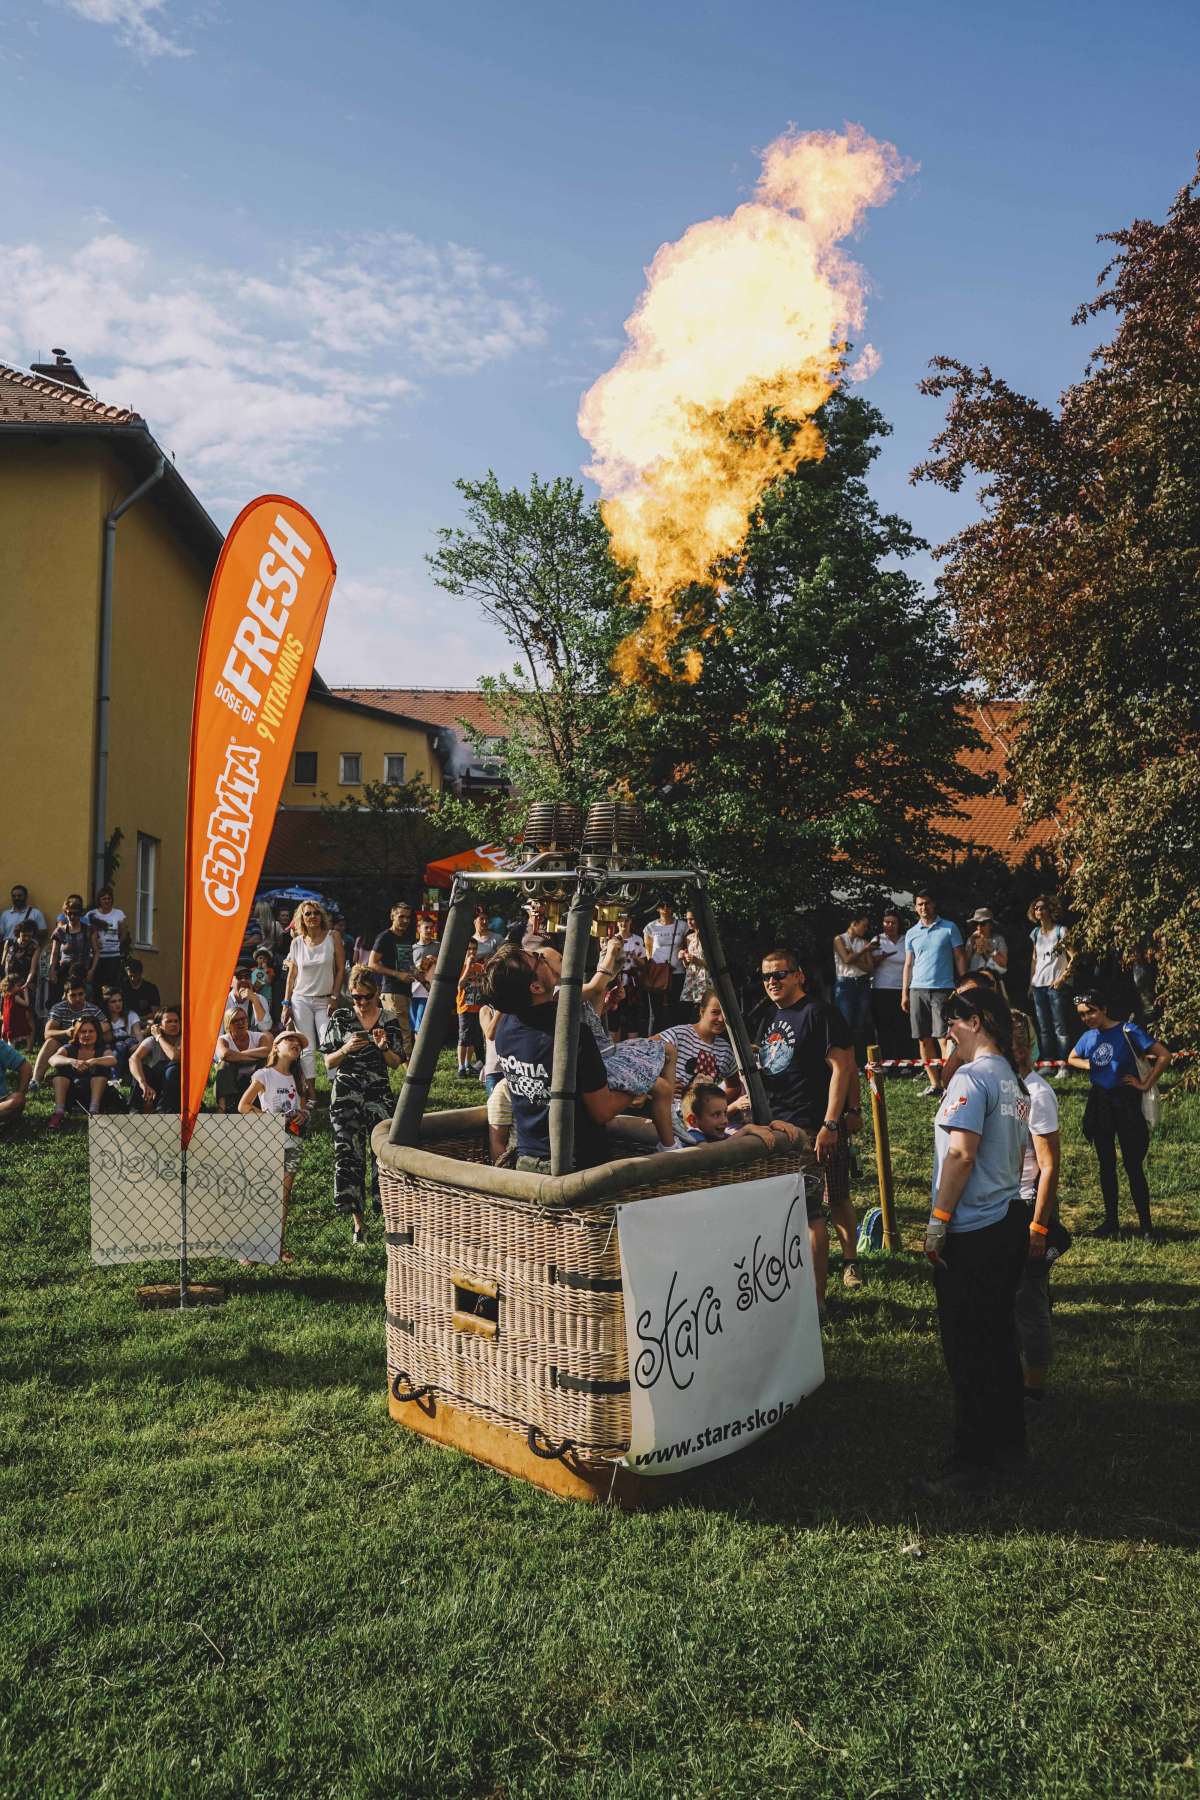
left=920, top=985, right=1030, bottom=1497
left=1067, top=989, right=1170, bottom=1239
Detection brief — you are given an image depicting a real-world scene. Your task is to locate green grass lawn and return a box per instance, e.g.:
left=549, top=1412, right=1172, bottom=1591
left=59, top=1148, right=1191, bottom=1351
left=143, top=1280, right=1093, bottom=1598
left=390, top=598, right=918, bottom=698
left=1, top=1062, right=1197, bottom=1797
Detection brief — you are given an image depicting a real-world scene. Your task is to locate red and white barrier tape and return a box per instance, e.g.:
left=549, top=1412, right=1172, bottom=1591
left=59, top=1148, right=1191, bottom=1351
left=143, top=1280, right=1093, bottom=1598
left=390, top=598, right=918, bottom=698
left=866, top=1051, right=1194, bottom=1074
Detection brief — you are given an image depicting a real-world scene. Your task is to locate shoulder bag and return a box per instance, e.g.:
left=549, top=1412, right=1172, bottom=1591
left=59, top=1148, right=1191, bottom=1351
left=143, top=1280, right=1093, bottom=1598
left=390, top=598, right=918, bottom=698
left=1122, top=1024, right=1161, bottom=1131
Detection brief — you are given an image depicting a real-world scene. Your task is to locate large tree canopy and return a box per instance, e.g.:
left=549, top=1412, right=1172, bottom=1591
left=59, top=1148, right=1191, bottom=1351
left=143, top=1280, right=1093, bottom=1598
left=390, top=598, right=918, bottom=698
left=430, top=391, right=980, bottom=940
left=914, top=155, right=1200, bottom=1041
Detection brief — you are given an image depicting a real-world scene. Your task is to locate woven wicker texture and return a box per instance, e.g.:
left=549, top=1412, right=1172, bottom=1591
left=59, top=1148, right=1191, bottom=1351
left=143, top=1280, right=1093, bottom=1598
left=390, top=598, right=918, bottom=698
left=383, top=1131, right=807, bottom=1456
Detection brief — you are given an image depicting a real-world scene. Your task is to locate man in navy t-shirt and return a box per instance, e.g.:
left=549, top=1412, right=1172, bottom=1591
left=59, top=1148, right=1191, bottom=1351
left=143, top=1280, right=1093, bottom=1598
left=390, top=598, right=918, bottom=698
left=485, top=944, right=623, bottom=1172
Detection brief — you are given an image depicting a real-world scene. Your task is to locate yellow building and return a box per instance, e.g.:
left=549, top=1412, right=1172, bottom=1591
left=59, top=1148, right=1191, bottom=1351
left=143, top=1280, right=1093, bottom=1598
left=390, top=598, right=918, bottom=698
left=0, top=353, right=224, bottom=1000
left=0, top=350, right=445, bottom=995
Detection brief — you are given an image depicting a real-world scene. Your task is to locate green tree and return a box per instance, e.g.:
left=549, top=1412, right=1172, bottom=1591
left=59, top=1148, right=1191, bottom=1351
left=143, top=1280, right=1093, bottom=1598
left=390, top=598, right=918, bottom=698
left=427, top=473, right=633, bottom=813
left=914, top=155, right=1200, bottom=1044
left=608, top=390, right=983, bottom=936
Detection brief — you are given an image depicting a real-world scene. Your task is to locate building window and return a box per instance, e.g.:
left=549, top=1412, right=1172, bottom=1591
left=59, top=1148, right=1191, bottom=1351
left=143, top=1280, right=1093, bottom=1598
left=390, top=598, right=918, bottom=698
left=135, top=834, right=158, bottom=946
left=294, top=750, right=317, bottom=785
left=339, top=752, right=362, bottom=785
left=384, top=753, right=407, bottom=785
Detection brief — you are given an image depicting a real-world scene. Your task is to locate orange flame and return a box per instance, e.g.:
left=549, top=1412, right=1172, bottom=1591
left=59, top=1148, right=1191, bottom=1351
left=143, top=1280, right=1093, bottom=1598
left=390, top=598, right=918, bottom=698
left=579, top=124, right=912, bottom=681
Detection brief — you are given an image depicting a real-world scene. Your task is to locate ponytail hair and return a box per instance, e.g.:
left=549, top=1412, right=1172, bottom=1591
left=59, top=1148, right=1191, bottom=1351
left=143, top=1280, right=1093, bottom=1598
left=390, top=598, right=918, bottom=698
left=951, top=986, right=1028, bottom=1097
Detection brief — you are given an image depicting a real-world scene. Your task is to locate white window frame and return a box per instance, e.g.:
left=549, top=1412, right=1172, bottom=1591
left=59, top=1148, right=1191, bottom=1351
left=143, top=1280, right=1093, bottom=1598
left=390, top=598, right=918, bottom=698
left=135, top=833, right=158, bottom=948
left=383, top=752, right=407, bottom=786
left=339, top=752, right=362, bottom=786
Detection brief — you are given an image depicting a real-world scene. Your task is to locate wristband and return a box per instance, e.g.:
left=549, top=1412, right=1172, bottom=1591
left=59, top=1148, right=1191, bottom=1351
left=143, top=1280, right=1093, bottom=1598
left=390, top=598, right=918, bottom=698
left=931, top=1207, right=952, bottom=1223
left=1029, top=1220, right=1049, bottom=1236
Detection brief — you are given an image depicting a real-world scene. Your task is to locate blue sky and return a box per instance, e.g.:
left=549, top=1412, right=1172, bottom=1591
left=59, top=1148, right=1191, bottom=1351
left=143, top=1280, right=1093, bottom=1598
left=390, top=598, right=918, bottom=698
left=4, top=0, right=1198, bottom=683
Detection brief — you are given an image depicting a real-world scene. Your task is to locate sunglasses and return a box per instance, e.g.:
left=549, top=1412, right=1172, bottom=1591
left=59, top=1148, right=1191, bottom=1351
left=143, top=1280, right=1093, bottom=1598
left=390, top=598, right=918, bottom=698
left=351, top=993, right=375, bottom=1004
left=761, top=971, right=791, bottom=984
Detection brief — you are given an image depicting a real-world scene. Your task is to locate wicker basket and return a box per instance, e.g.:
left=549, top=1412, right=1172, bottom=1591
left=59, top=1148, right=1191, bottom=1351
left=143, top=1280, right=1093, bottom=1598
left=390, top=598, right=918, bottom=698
left=377, top=1113, right=811, bottom=1458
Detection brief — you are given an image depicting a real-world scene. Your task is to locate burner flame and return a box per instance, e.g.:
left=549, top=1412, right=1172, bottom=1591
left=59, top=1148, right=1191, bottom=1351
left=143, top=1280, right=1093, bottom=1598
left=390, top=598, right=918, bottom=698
left=579, top=124, right=913, bottom=681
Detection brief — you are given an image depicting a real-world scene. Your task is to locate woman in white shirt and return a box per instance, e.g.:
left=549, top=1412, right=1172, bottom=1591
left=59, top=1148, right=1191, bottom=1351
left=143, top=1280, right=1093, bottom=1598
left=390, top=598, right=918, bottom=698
left=88, top=885, right=129, bottom=994
left=643, top=903, right=686, bottom=1032
left=239, top=1029, right=309, bottom=1262
left=1027, top=895, right=1073, bottom=1075
left=281, top=902, right=344, bottom=1099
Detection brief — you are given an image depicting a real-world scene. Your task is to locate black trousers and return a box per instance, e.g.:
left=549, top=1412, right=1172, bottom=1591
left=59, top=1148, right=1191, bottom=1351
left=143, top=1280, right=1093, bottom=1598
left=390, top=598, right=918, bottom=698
left=647, top=971, right=684, bottom=1034
left=1085, top=1088, right=1151, bottom=1228
left=933, top=1200, right=1027, bottom=1471
left=871, top=988, right=913, bottom=1060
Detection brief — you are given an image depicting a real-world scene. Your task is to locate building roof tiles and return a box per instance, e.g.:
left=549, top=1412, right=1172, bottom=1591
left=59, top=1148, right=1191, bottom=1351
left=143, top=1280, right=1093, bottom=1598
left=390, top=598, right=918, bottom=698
left=0, top=359, right=143, bottom=427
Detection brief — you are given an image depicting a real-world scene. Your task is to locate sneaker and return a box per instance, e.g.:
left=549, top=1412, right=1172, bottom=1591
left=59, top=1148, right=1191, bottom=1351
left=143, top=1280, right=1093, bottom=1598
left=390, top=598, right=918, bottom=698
left=1090, top=1221, right=1120, bottom=1240
left=841, top=1261, right=863, bottom=1291
left=352, top=1225, right=366, bottom=1247
left=1136, top=1226, right=1163, bottom=1246
left=47, top=1108, right=66, bottom=1132
left=921, top=1084, right=944, bottom=1099
left=911, top=1464, right=995, bottom=1502
left=1053, top=1068, right=1069, bottom=1083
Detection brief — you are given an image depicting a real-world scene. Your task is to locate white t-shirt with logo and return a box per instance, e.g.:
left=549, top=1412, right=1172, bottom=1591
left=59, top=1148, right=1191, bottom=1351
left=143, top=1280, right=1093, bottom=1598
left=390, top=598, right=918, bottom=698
left=1030, top=924, right=1068, bottom=988
left=90, top=907, right=126, bottom=957
left=255, top=1066, right=301, bottom=1118
left=1019, top=1069, right=1059, bottom=1202
left=872, top=934, right=905, bottom=991
left=645, top=919, right=685, bottom=969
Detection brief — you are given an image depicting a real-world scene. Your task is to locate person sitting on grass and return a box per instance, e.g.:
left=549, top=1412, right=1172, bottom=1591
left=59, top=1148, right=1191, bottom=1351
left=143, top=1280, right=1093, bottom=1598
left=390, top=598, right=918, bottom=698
left=0, top=1035, right=33, bottom=1131
left=677, top=1080, right=800, bottom=1151
left=228, top=967, right=272, bottom=1034
left=31, top=974, right=110, bottom=1087
left=100, top=986, right=141, bottom=1087
left=214, top=1004, right=273, bottom=1111
left=238, top=1029, right=309, bottom=1263
left=455, top=940, right=489, bottom=1078
left=129, top=1007, right=182, bottom=1113
left=250, top=946, right=279, bottom=1030
left=48, top=1016, right=119, bottom=1126
left=2, top=920, right=41, bottom=1046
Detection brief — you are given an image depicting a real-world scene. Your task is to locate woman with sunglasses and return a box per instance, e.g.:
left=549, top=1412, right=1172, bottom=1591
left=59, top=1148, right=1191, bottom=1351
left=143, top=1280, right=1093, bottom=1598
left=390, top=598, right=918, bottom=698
left=921, top=987, right=1031, bottom=1498
left=1067, top=989, right=1169, bottom=1239
left=321, top=965, right=406, bottom=1244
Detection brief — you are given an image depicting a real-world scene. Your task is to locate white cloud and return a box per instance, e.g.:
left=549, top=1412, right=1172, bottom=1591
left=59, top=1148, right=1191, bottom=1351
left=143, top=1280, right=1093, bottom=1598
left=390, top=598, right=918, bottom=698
left=316, top=572, right=513, bottom=688
left=59, top=0, right=190, bottom=59
left=0, top=230, right=551, bottom=502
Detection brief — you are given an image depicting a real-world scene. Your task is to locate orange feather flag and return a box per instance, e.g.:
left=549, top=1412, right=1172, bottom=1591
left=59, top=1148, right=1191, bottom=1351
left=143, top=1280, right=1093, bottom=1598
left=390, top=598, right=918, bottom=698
left=181, top=495, right=336, bottom=1143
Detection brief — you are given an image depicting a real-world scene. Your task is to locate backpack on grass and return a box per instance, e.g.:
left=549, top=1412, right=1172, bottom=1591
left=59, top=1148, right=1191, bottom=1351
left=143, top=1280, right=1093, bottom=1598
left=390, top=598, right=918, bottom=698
left=856, top=1206, right=884, bottom=1256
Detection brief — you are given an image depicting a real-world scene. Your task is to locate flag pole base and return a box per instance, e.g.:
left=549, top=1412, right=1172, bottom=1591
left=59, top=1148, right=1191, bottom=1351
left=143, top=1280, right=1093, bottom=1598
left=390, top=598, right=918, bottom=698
left=136, top=1282, right=226, bottom=1310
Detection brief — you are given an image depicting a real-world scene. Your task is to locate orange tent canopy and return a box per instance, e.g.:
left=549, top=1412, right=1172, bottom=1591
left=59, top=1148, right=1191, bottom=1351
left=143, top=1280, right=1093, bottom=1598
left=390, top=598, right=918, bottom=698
left=424, top=844, right=513, bottom=889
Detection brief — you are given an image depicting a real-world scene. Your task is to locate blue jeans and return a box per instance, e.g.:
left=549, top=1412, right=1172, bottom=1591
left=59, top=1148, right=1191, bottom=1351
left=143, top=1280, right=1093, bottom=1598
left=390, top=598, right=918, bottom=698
left=410, top=997, right=428, bottom=1033
left=1031, top=985, right=1074, bottom=1063
left=833, top=977, right=872, bottom=1056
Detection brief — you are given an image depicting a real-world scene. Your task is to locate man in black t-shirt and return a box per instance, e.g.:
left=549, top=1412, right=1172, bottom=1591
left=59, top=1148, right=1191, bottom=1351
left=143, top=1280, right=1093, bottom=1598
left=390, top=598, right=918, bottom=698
left=121, top=959, right=160, bottom=1019
left=484, top=944, right=625, bottom=1172
left=755, top=948, right=861, bottom=1311
left=367, top=901, right=415, bottom=1058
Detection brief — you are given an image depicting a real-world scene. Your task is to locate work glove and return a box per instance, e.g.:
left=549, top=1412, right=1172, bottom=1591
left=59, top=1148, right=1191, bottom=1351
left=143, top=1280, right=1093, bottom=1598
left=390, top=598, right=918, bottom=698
left=924, top=1216, right=949, bottom=1267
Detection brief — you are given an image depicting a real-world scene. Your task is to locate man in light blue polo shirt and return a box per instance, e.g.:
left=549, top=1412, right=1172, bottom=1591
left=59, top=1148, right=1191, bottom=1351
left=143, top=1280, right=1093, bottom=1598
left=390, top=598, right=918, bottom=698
left=901, top=889, right=966, bottom=1096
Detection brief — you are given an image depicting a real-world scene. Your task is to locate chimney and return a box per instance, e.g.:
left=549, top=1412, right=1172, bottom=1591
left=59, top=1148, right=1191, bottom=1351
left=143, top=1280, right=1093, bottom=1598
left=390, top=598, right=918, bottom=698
left=30, top=348, right=90, bottom=393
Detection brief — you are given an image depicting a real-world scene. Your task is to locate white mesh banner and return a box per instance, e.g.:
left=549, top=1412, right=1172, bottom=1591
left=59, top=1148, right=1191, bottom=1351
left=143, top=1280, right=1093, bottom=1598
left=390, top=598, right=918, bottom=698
left=89, top=1112, right=286, bottom=1267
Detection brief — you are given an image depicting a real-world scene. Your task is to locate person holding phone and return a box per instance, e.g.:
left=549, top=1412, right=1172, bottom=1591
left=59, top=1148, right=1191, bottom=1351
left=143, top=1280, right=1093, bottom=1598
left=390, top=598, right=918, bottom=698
left=321, top=966, right=406, bottom=1244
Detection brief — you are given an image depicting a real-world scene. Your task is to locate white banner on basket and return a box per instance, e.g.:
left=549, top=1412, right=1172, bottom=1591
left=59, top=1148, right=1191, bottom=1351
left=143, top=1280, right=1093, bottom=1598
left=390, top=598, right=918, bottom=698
left=616, top=1171, right=824, bottom=1474
left=88, top=1112, right=286, bottom=1267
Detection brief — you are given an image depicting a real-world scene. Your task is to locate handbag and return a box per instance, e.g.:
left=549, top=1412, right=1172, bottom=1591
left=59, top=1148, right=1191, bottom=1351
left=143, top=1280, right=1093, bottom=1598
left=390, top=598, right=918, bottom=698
left=1122, top=1024, right=1161, bottom=1130
left=642, top=921, right=682, bottom=992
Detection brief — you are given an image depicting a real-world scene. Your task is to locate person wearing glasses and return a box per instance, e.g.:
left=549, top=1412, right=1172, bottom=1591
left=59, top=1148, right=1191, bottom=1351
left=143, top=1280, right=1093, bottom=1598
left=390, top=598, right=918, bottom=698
left=920, top=987, right=1030, bottom=1498
left=1067, top=989, right=1169, bottom=1239
left=321, top=966, right=406, bottom=1244
left=752, top=949, right=861, bottom=1311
